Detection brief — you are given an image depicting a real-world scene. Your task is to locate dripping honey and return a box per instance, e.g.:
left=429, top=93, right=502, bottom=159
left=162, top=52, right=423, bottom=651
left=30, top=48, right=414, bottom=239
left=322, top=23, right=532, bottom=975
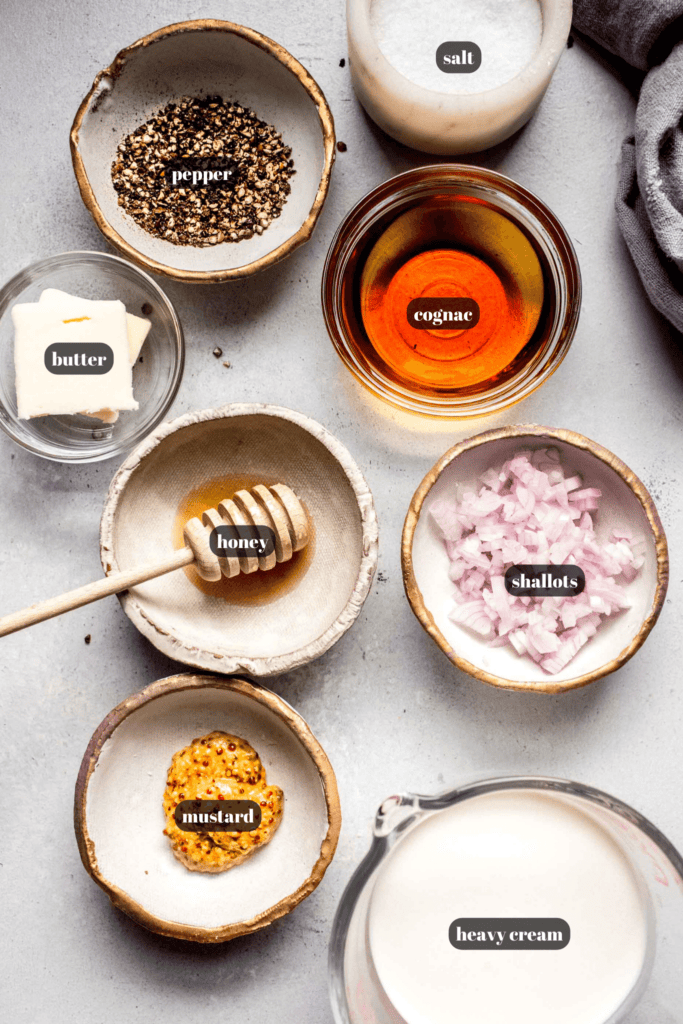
left=173, top=474, right=315, bottom=606
left=358, top=196, right=545, bottom=393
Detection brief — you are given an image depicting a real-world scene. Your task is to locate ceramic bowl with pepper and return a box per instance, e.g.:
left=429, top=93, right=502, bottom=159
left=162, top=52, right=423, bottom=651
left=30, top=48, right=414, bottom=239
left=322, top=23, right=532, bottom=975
left=70, top=20, right=335, bottom=283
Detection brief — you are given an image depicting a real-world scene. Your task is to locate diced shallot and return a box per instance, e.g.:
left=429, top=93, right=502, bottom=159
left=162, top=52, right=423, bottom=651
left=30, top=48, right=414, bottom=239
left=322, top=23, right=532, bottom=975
left=431, top=452, right=644, bottom=675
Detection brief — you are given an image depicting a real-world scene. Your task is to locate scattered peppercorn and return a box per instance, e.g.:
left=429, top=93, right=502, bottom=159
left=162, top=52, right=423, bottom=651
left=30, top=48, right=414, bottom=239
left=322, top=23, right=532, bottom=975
left=337, top=141, right=348, bottom=152
left=111, top=95, right=295, bottom=247
left=339, top=58, right=346, bottom=67
left=84, top=634, right=91, bottom=644
left=213, top=346, right=223, bottom=358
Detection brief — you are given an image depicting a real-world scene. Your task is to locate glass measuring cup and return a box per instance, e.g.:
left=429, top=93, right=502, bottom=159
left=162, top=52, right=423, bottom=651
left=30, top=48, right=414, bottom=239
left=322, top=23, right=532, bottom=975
left=329, top=776, right=683, bottom=1024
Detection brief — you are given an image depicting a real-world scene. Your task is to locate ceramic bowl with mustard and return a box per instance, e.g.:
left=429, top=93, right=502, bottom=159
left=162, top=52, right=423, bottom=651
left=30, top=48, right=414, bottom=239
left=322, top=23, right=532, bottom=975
left=75, top=673, right=341, bottom=942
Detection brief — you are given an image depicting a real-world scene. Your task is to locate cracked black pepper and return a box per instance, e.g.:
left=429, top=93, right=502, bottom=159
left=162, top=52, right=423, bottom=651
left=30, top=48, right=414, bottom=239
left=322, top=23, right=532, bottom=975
left=111, top=95, right=295, bottom=247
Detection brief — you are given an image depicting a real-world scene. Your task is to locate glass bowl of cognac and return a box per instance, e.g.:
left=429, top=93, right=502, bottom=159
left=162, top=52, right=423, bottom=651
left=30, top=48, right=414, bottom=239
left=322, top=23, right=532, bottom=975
left=321, top=165, right=581, bottom=418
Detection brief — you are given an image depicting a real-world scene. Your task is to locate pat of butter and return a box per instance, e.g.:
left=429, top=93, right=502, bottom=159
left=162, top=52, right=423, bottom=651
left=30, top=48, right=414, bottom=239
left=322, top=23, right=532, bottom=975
left=12, top=301, right=137, bottom=420
left=37, top=289, right=151, bottom=424
left=39, top=289, right=151, bottom=363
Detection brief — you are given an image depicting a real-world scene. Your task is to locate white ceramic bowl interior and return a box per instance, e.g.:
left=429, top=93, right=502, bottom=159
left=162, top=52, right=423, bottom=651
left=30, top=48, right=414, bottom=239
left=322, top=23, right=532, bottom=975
left=411, top=433, right=662, bottom=686
left=101, top=405, right=377, bottom=676
left=73, top=22, right=332, bottom=276
left=83, top=683, right=331, bottom=931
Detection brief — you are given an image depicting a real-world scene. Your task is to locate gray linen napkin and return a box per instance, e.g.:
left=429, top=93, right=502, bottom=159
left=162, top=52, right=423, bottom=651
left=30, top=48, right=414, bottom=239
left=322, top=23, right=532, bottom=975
left=574, top=0, right=683, bottom=70
left=617, top=43, right=683, bottom=332
left=574, top=0, right=683, bottom=332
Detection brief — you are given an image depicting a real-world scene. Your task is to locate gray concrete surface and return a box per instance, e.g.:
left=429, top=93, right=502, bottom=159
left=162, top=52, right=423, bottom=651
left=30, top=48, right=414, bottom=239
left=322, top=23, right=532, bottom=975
left=1, top=3, right=682, bottom=1022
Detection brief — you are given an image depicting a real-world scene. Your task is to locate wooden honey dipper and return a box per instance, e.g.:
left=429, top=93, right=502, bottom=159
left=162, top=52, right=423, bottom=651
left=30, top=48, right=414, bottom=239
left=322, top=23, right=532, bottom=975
left=0, top=483, right=309, bottom=638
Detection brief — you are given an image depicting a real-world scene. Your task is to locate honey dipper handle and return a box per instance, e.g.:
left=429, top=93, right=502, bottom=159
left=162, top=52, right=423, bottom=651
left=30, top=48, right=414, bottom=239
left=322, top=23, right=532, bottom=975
left=0, top=547, right=195, bottom=638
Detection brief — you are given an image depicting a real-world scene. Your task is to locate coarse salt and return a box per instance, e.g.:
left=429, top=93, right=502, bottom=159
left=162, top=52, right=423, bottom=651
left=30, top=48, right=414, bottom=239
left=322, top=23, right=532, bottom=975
left=370, top=0, right=543, bottom=94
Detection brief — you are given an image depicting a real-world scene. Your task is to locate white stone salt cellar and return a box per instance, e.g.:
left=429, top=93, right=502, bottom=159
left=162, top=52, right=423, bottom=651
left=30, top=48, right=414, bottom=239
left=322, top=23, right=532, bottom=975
left=347, top=0, right=573, bottom=153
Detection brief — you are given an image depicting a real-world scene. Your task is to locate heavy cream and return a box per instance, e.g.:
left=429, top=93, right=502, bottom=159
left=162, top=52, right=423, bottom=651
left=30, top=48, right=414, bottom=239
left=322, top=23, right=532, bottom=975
left=366, top=790, right=651, bottom=1024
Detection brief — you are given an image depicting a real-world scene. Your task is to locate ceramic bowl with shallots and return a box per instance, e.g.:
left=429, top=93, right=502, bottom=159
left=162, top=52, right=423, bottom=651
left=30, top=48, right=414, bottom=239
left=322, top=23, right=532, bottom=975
left=402, top=426, right=668, bottom=694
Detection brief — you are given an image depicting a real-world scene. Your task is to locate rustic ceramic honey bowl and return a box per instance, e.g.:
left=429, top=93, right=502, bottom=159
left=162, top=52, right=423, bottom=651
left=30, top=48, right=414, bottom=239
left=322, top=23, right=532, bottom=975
left=75, top=673, right=341, bottom=942
left=70, top=20, right=335, bottom=282
left=101, top=403, right=378, bottom=675
left=402, top=426, right=668, bottom=694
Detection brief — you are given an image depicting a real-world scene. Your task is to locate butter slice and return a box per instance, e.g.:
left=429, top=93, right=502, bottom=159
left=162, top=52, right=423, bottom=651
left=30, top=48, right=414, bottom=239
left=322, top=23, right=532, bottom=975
left=39, top=289, right=151, bottom=362
left=12, top=301, right=137, bottom=420
left=38, top=289, right=151, bottom=423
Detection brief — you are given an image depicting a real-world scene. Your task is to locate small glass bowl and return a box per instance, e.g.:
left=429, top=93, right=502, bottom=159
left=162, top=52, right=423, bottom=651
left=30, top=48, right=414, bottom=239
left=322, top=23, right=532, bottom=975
left=321, top=165, right=581, bottom=418
left=0, top=251, right=184, bottom=462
